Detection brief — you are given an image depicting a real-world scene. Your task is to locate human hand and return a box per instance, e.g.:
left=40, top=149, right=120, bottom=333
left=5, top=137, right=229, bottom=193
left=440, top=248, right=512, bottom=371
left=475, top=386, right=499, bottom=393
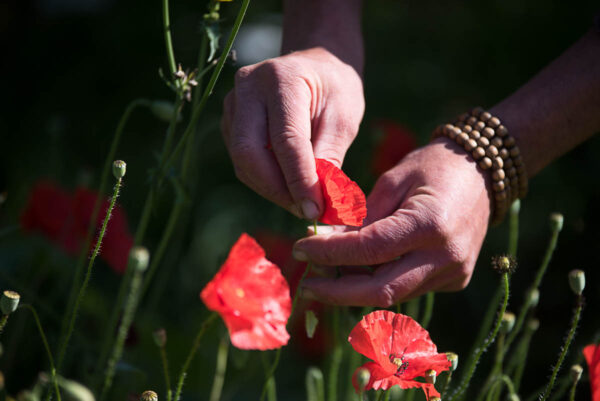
left=292, top=138, right=492, bottom=306
left=221, top=47, right=364, bottom=220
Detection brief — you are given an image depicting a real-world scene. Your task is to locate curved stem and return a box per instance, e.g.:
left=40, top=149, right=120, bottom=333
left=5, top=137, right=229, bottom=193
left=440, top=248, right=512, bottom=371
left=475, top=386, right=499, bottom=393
left=209, top=335, right=229, bottom=401
left=568, top=378, right=578, bottom=401
left=420, top=292, right=435, bottom=329
left=507, top=200, right=520, bottom=257
left=57, top=177, right=122, bottom=371
left=162, top=0, right=177, bottom=77
left=173, top=313, right=218, bottom=401
left=327, top=308, right=342, bottom=401
left=160, top=346, right=173, bottom=401
left=20, top=304, right=62, bottom=401
left=538, top=295, right=583, bottom=401
left=448, top=273, right=510, bottom=401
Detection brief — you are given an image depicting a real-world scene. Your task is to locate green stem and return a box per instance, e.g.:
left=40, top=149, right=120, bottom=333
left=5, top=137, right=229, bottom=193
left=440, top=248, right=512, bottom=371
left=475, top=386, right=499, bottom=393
left=475, top=332, right=506, bottom=401
left=173, top=313, right=218, bottom=401
left=405, top=297, right=420, bottom=321
left=0, top=315, right=8, bottom=334
left=441, top=371, right=453, bottom=399
left=383, top=389, right=391, bottom=401
left=538, top=295, right=583, bottom=401
left=508, top=320, right=536, bottom=392
left=99, top=259, right=146, bottom=401
left=57, top=177, right=122, bottom=371
left=162, top=0, right=177, bottom=77
left=306, top=367, right=325, bottom=401
left=209, top=336, right=230, bottom=401
left=162, top=0, right=250, bottom=176
left=20, top=304, right=62, bottom=401
left=568, top=378, right=578, bottom=401
left=327, top=309, right=342, bottom=401
left=60, top=99, right=149, bottom=347
left=266, top=377, right=277, bottom=401
left=160, top=346, right=173, bottom=401
left=447, top=273, right=510, bottom=401
left=507, top=200, right=520, bottom=257
left=485, top=375, right=515, bottom=401
left=421, top=292, right=435, bottom=329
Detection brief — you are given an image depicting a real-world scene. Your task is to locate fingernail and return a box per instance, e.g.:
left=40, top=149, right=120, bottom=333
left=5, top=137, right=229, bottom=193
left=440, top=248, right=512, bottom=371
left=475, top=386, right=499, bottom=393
left=300, top=199, right=319, bottom=220
left=292, top=248, right=309, bottom=262
left=300, top=287, right=318, bottom=301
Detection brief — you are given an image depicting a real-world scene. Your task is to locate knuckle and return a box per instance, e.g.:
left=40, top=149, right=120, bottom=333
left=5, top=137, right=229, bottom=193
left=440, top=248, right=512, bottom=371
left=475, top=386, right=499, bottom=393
left=229, top=139, right=253, bottom=162
left=234, top=65, right=254, bottom=84
left=374, top=284, right=395, bottom=308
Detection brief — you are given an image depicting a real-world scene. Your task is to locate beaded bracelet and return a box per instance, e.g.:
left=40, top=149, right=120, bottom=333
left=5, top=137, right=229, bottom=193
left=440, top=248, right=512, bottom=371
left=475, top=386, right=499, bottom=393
left=432, top=107, right=528, bottom=225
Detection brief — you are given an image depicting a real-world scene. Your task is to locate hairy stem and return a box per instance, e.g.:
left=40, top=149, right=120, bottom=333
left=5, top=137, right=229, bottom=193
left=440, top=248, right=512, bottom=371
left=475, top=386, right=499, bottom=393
left=160, top=345, right=173, bottom=401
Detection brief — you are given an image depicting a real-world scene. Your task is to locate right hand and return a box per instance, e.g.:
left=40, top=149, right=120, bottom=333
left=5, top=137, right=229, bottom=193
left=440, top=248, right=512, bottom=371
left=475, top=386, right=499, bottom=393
left=221, top=47, right=365, bottom=220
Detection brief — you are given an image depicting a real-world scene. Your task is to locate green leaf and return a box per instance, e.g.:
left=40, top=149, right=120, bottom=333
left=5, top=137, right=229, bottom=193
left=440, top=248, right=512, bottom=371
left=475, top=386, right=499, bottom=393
left=205, top=22, right=221, bottom=63
left=305, top=310, right=318, bottom=339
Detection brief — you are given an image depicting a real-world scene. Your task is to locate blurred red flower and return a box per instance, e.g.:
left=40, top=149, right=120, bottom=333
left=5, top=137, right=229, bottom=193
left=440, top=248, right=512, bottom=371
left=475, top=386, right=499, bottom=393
left=349, top=310, right=450, bottom=400
left=371, top=120, right=417, bottom=176
left=315, top=158, right=367, bottom=227
left=584, top=344, right=600, bottom=401
left=255, top=231, right=331, bottom=360
left=200, top=233, right=292, bottom=350
left=20, top=181, right=133, bottom=274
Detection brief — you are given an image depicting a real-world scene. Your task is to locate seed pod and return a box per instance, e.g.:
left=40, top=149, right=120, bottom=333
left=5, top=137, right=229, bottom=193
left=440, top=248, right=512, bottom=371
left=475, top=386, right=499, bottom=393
left=549, top=213, right=564, bottom=232
left=1, top=291, right=20, bottom=315
left=153, top=328, right=167, bottom=348
left=355, top=368, right=370, bottom=392
left=568, top=270, right=585, bottom=295
left=129, top=247, right=150, bottom=272
left=570, top=364, right=583, bottom=382
left=425, top=369, right=436, bottom=384
left=500, top=312, right=516, bottom=334
left=528, top=289, right=540, bottom=308
left=112, top=160, right=127, bottom=179
left=446, top=352, right=459, bottom=371
left=140, top=391, right=158, bottom=401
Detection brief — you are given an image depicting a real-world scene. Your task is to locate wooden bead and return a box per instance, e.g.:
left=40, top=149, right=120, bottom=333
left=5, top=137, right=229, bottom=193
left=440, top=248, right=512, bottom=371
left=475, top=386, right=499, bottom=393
left=472, top=147, right=486, bottom=160
left=480, top=111, right=492, bottom=122
left=479, top=157, right=493, bottom=170
left=513, top=155, right=523, bottom=166
left=492, top=169, right=505, bottom=181
left=504, top=136, right=516, bottom=148
left=469, top=130, right=481, bottom=140
left=486, top=145, right=499, bottom=158
left=504, top=158, right=514, bottom=170
left=488, top=116, right=501, bottom=128
left=507, top=167, right=517, bottom=178
left=471, top=106, right=484, bottom=116
left=457, top=132, right=469, bottom=145
left=466, top=116, right=477, bottom=126
left=458, top=112, right=470, bottom=122
left=494, top=191, right=507, bottom=201
left=443, top=124, right=454, bottom=135
left=433, top=125, right=444, bottom=137
left=463, top=124, right=473, bottom=133
left=499, top=148, right=510, bottom=160
left=477, top=137, right=490, bottom=147
left=482, top=127, right=495, bottom=138
left=465, top=138, right=477, bottom=151
left=492, top=156, right=504, bottom=169
left=491, top=137, right=503, bottom=148
left=475, top=121, right=486, bottom=131
left=493, top=180, right=505, bottom=192
left=456, top=121, right=465, bottom=129
left=509, top=147, right=520, bottom=158
left=496, top=125, right=508, bottom=137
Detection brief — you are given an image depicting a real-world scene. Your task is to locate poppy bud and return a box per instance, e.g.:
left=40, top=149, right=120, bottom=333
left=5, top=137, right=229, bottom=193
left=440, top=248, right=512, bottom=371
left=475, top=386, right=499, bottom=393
left=1, top=291, right=20, bottom=315
left=491, top=255, right=516, bottom=274
left=570, top=364, right=583, bottom=382
left=508, top=394, right=520, bottom=401
left=526, top=319, right=540, bottom=332
left=153, top=328, right=167, bottom=348
left=446, top=352, right=459, bottom=371
left=425, top=369, right=436, bottom=384
left=150, top=100, right=181, bottom=123
left=140, top=391, right=158, bottom=401
left=549, top=213, right=564, bottom=232
left=429, top=398, right=441, bottom=401
left=112, top=160, right=127, bottom=179
left=568, top=269, right=585, bottom=295
left=500, top=312, right=516, bottom=334
left=129, top=247, right=150, bottom=272
left=355, top=368, right=370, bottom=392
left=528, top=288, right=540, bottom=308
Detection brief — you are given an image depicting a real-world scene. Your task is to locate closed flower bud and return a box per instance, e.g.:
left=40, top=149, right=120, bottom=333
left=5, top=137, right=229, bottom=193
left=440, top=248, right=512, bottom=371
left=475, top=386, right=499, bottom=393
left=491, top=255, right=516, bottom=274
left=112, top=160, right=126, bottom=179
left=140, top=391, right=158, bottom=401
left=528, top=288, right=540, bottom=308
left=508, top=394, right=520, bottom=401
left=500, top=312, right=516, bottom=334
left=355, top=368, right=371, bottom=392
left=570, top=364, right=583, bottom=382
left=129, top=247, right=150, bottom=272
left=425, top=369, right=436, bottom=384
left=446, top=352, right=459, bottom=371
left=150, top=100, right=181, bottom=123
left=429, top=398, right=441, bottom=401
left=549, top=213, right=564, bottom=232
left=153, top=328, right=167, bottom=348
left=526, top=318, right=540, bottom=332
left=568, top=269, right=585, bottom=295
left=1, top=291, right=20, bottom=315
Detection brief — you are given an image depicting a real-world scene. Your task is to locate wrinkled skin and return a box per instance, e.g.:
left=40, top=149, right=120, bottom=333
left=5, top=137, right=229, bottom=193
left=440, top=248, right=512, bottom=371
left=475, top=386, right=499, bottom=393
left=293, top=139, right=491, bottom=306
left=221, top=47, right=365, bottom=220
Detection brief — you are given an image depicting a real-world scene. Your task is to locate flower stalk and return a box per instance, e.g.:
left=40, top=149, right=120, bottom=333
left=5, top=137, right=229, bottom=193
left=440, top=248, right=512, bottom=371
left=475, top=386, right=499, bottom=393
left=208, top=335, right=229, bottom=401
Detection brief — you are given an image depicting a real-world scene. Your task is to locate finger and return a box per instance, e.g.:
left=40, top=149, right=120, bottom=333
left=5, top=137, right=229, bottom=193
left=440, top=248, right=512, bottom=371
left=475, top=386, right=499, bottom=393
left=362, top=168, right=414, bottom=226
left=227, top=92, right=301, bottom=217
left=293, top=211, right=422, bottom=266
left=266, top=79, right=323, bottom=220
left=306, top=224, right=352, bottom=236
left=300, top=251, right=439, bottom=307
left=310, top=105, right=360, bottom=167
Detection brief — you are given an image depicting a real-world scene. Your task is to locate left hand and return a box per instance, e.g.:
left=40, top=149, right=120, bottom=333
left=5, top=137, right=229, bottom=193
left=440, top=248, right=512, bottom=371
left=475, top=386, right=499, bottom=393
left=292, top=137, right=492, bottom=306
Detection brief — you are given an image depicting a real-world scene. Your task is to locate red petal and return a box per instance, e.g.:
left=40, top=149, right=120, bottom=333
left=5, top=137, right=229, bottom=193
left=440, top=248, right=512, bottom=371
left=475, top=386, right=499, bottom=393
left=200, top=234, right=292, bottom=350
left=348, top=310, right=397, bottom=372
left=315, top=158, right=366, bottom=227
left=584, top=344, right=600, bottom=401
left=354, top=362, right=441, bottom=400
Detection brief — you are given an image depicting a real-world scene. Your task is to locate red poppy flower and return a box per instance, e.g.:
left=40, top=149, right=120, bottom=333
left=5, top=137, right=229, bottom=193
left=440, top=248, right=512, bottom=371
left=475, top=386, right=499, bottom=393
left=584, top=344, right=600, bottom=401
left=20, top=181, right=133, bottom=274
left=349, top=310, right=450, bottom=400
left=315, top=158, right=367, bottom=227
left=200, top=233, right=292, bottom=350
left=371, top=120, right=417, bottom=176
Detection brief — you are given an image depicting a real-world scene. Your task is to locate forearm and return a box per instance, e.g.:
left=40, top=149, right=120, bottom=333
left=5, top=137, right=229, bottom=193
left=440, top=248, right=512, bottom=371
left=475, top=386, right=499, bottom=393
left=282, top=0, right=364, bottom=75
left=490, top=30, right=600, bottom=177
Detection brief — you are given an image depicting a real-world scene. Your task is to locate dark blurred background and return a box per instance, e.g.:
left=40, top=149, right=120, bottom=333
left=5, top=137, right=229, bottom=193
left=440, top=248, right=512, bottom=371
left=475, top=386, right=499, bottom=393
left=0, top=0, right=598, bottom=400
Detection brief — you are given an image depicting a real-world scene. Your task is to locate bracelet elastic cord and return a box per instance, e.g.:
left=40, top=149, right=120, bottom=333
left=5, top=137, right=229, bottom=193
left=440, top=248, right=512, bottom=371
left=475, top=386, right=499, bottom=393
left=432, top=107, right=528, bottom=224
